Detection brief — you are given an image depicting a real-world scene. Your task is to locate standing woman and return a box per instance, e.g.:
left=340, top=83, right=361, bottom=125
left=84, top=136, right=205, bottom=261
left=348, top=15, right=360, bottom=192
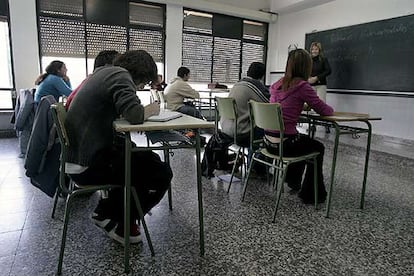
left=308, top=42, right=331, bottom=102
left=34, top=60, right=72, bottom=103
left=308, top=42, right=331, bottom=132
left=265, top=49, right=334, bottom=204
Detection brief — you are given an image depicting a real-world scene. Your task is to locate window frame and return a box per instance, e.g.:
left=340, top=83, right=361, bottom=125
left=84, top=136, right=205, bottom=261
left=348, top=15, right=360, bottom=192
left=0, top=0, right=16, bottom=110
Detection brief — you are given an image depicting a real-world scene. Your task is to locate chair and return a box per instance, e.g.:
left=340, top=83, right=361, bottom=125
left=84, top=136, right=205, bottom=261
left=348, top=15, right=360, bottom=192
left=150, top=89, right=160, bottom=103
left=241, top=101, right=319, bottom=222
left=50, top=103, right=154, bottom=275
left=215, top=97, right=248, bottom=193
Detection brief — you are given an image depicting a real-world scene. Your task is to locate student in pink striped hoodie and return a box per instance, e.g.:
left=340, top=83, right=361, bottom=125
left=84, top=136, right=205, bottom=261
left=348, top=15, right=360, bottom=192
left=265, top=49, right=334, bottom=204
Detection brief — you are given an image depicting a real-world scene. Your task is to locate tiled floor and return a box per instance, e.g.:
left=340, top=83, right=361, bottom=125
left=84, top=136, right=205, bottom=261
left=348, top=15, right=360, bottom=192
left=0, top=131, right=413, bottom=275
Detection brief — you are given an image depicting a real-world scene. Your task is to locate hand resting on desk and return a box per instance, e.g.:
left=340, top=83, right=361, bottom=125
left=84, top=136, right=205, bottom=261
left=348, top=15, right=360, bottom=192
left=144, top=102, right=160, bottom=120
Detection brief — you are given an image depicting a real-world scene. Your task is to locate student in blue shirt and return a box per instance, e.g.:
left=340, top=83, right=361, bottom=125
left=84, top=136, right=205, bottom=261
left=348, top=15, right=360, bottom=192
left=34, top=60, right=72, bottom=103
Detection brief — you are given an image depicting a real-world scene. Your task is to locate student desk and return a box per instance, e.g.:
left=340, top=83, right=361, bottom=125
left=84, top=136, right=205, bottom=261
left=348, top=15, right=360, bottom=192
left=301, top=112, right=382, bottom=218
left=197, top=89, right=230, bottom=120
left=113, top=115, right=214, bottom=273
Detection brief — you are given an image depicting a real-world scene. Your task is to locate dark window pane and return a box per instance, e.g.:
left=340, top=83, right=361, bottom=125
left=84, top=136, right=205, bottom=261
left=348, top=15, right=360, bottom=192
left=213, top=14, right=242, bottom=39
left=85, top=0, right=127, bottom=26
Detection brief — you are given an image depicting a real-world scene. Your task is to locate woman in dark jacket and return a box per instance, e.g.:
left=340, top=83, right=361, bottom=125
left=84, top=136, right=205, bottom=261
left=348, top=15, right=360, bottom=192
left=308, top=41, right=332, bottom=132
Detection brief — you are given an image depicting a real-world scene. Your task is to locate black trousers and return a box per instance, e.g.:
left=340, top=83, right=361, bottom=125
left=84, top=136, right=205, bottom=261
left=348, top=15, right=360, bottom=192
left=70, top=149, right=172, bottom=222
left=265, top=133, right=327, bottom=200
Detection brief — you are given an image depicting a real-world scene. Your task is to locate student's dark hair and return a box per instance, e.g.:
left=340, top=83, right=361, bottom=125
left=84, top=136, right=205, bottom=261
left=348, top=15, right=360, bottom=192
left=247, top=62, right=266, bottom=79
left=35, top=60, right=65, bottom=85
left=177, top=66, right=190, bottom=78
left=113, top=50, right=158, bottom=85
left=93, top=50, right=119, bottom=70
left=282, top=49, right=312, bottom=91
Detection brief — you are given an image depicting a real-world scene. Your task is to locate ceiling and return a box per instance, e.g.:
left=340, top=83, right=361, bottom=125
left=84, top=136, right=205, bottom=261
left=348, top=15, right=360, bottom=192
left=203, top=0, right=335, bottom=14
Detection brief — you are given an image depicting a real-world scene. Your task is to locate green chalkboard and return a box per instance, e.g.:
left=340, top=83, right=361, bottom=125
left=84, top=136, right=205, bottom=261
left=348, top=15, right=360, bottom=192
left=305, top=14, right=414, bottom=93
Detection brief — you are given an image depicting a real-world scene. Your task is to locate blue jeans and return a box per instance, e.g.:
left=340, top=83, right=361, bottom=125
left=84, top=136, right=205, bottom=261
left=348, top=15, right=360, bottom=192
left=177, top=104, right=203, bottom=119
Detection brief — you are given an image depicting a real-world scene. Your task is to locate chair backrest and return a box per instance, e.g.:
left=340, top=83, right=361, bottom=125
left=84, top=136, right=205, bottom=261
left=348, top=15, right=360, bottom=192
left=50, top=103, right=70, bottom=194
left=249, top=101, right=284, bottom=133
left=248, top=100, right=285, bottom=155
left=215, top=97, right=238, bottom=143
left=157, top=90, right=167, bottom=109
left=150, top=89, right=160, bottom=103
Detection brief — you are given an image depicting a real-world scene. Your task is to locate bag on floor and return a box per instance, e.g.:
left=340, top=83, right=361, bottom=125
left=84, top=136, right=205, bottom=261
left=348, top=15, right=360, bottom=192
left=201, top=131, right=233, bottom=177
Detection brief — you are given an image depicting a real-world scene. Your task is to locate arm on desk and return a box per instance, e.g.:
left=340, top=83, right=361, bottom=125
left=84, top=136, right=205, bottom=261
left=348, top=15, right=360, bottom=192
left=302, top=84, right=333, bottom=116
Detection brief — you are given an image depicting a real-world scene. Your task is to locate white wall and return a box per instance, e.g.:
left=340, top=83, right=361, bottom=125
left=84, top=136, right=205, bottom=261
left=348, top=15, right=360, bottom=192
left=165, top=4, right=183, bottom=82
left=267, top=0, right=414, bottom=140
left=9, top=0, right=40, bottom=90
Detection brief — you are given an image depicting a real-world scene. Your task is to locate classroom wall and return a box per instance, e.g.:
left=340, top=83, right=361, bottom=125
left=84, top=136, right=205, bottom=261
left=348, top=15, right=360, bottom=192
left=165, top=4, right=183, bottom=83
left=267, top=0, right=414, bottom=140
left=9, top=0, right=40, bottom=91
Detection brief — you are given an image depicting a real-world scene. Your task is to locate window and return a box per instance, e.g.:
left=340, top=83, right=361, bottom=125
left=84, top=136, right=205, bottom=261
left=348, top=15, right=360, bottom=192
left=182, top=11, right=213, bottom=83
left=0, top=0, right=14, bottom=109
left=182, top=9, right=267, bottom=85
left=242, top=20, right=267, bottom=78
left=37, top=0, right=165, bottom=88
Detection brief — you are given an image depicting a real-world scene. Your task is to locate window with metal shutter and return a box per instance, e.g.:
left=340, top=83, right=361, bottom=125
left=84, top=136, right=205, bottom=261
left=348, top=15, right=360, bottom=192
left=129, top=2, right=164, bottom=63
left=39, top=16, right=86, bottom=57
left=39, top=0, right=83, bottom=18
left=183, top=9, right=267, bottom=84
left=86, top=23, right=127, bottom=57
left=212, top=37, right=241, bottom=83
left=182, top=10, right=213, bottom=83
left=242, top=20, right=267, bottom=77
left=37, top=0, right=166, bottom=84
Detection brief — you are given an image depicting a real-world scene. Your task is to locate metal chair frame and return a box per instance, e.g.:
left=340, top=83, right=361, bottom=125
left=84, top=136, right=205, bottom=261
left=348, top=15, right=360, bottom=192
left=242, top=101, right=320, bottom=222
left=50, top=103, right=154, bottom=275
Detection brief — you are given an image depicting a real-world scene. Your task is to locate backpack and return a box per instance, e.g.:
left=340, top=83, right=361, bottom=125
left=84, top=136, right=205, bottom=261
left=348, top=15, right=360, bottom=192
left=201, top=131, right=234, bottom=177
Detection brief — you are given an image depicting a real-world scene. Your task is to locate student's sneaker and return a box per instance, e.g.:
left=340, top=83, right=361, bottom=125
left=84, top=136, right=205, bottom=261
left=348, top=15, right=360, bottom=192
left=107, top=221, right=142, bottom=245
left=91, top=199, right=112, bottom=228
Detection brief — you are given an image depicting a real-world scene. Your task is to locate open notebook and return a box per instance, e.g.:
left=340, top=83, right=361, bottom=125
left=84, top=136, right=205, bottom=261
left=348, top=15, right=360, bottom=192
left=147, top=110, right=183, bottom=122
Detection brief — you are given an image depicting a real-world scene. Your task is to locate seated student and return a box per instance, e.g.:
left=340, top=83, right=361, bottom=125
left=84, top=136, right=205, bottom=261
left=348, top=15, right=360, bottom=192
left=265, top=49, right=334, bottom=204
left=220, top=62, right=269, bottom=147
left=65, top=50, right=172, bottom=244
left=164, top=66, right=202, bottom=119
left=65, top=50, right=119, bottom=110
left=34, top=60, right=72, bottom=103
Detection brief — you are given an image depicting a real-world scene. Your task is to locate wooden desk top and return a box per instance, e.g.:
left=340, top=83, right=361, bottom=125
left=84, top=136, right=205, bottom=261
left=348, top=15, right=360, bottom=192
left=114, top=114, right=215, bottom=132
left=304, top=111, right=382, bottom=122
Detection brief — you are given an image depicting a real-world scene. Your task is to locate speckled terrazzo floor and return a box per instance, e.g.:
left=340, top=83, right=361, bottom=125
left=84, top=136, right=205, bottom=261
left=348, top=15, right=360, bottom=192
left=0, top=133, right=413, bottom=276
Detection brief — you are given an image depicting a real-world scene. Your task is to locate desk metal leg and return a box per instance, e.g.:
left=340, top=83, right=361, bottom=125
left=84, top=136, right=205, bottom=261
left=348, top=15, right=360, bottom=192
left=124, top=133, right=131, bottom=273
left=360, top=121, right=372, bottom=209
left=209, top=93, right=212, bottom=121
left=163, top=149, right=173, bottom=211
left=195, top=130, right=205, bottom=256
left=325, top=123, right=340, bottom=218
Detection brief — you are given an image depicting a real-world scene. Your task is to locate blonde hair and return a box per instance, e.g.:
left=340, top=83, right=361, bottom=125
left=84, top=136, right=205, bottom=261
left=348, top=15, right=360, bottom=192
left=310, top=42, right=324, bottom=58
